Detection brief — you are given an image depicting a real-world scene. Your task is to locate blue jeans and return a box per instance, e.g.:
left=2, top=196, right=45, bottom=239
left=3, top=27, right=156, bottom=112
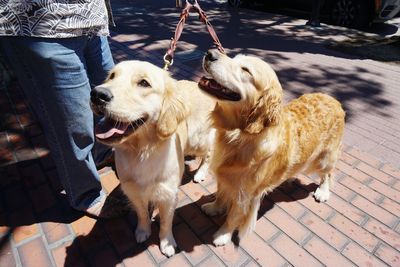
left=0, top=35, right=114, bottom=210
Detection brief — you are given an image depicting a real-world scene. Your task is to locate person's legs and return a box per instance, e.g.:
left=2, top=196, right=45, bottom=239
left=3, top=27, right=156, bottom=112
left=314, top=0, right=325, bottom=20
left=84, top=35, right=115, bottom=165
left=85, top=36, right=114, bottom=86
left=0, top=36, right=104, bottom=211
left=306, top=0, right=325, bottom=26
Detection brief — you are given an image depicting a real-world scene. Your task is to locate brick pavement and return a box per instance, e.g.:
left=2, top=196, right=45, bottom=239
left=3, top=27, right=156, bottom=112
left=1, top=0, right=400, bottom=266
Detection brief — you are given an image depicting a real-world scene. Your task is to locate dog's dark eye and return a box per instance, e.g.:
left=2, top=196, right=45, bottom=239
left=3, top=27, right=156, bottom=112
left=138, top=79, right=151, bottom=87
left=109, top=72, right=115, bottom=80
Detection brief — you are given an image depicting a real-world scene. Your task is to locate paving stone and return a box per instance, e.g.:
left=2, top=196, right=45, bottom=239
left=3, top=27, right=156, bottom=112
left=41, top=222, right=71, bottom=245
left=122, top=251, right=156, bottom=267
left=368, top=179, right=400, bottom=203
left=351, top=195, right=398, bottom=228
left=19, top=163, right=47, bottom=187
left=241, top=231, right=287, bottom=267
left=300, top=212, right=348, bottom=251
left=100, top=171, right=120, bottom=194
left=380, top=164, right=400, bottom=179
left=174, top=222, right=212, bottom=266
left=363, top=218, right=400, bottom=250
left=329, top=213, right=379, bottom=253
left=13, top=224, right=39, bottom=244
left=270, top=233, right=321, bottom=267
left=161, top=253, right=191, bottom=267
left=17, top=237, right=53, bottom=267
left=264, top=205, right=311, bottom=244
left=338, top=175, right=383, bottom=204
left=88, top=245, right=120, bottom=267
left=356, top=162, right=395, bottom=185
left=267, top=188, right=307, bottom=219
left=196, top=255, right=225, bottom=267
left=28, top=183, right=57, bottom=213
left=342, top=242, right=387, bottom=267
left=303, top=236, right=354, bottom=267
left=254, top=216, right=280, bottom=242
left=374, top=243, right=400, bottom=266
left=103, top=217, right=137, bottom=256
left=3, top=183, right=30, bottom=210
left=51, top=241, right=86, bottom=267
left=0, top=253, right=16, bottom=267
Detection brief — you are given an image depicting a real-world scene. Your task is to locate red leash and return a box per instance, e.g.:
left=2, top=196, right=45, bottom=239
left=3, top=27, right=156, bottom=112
left=164, top=0, right=225, bottom=70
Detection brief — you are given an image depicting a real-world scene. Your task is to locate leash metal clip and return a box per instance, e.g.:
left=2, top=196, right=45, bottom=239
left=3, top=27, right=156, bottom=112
left=163, top=54, right=174, bottom=71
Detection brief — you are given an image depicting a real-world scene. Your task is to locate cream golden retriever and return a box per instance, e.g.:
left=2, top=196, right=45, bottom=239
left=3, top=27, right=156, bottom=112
left=90, top=60, right=215, bottom=256
left=198, top=49, right=345, bottom=246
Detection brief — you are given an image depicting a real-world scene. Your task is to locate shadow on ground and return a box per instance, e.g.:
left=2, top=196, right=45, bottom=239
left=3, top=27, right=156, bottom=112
left=110, top=0, right=394, bottom=121
left=62, top=169, right=318, bottom=266
left=329, top=35, right=400, bottom=63
left=0, top=80, right=86, bottom=253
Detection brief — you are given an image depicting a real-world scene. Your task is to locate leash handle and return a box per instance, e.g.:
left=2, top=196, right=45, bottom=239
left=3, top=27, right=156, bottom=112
left=193, top=0, right=225, bottom=54
left=164, top=0, right=225, bottom=70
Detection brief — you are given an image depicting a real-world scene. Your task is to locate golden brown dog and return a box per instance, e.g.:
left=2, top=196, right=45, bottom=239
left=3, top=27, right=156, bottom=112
left=90, top=60, right=215, bottom=256
left=198, top=49, right=345, bottom=246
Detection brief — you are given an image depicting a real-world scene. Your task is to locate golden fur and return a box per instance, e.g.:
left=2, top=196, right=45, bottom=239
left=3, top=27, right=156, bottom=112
left=91, top=60, right=215, bottom=256
left=199, top=50, right=345, bottom=246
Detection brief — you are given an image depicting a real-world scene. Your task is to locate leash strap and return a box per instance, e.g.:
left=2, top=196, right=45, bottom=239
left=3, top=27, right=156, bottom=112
left=164, top=0, right=225, bottom=70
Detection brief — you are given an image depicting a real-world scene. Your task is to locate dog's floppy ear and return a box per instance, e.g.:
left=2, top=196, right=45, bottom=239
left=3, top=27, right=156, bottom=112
left=244, top=79, right=282, bottom=134
left=156, top=78, right=188, bottom=139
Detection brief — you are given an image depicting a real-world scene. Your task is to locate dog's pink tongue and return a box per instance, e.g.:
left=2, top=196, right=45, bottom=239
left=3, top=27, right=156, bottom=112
left=95, top=118, right=129, bottom=139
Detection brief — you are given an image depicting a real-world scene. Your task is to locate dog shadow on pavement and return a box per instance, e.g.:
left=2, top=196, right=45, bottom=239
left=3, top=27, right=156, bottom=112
left=63, top=166, right=318, bottom=266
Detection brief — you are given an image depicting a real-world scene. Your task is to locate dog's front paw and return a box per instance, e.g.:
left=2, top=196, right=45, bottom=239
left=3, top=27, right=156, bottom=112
left=201, top=201, right=224, bottom=216
left=314, top=187, right=330, bottom=202
left=193, top=172, right=206, bottom=183
left=213, top=231, right=232, bottom=247
left=135, top=226, right=151, bottom=243
left=160, top=235, right=177, bottom=257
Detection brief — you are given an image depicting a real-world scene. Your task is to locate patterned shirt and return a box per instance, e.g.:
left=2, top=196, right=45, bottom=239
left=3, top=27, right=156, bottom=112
left=0, top=0, right=113, bottom=38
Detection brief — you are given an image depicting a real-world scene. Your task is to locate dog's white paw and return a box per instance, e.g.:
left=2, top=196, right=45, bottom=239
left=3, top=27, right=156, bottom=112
left=213, top=231, right=232, bottom=247
left=201, top=202, right=224, bottom=216
left=314, top=187, right=330, bottom=202
left=160, top=235, right=177, bottom=257
left=193, top=172, right=206, bottom=183
left=135, top=227, right=151, bottom=243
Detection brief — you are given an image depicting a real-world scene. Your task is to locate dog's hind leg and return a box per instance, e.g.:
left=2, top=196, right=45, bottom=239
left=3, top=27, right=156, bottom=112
left=193, top=129, right=215, bottom=183
left=193, top=155, right=210, bottom=183
left=201, top=192, right=226, bottom=216
left=313, top=147, right=340, bottom=202
left=314, top=172, right=332, bottom=202
left=158, top=197, right=178, bottom=257
left=212, top=197, right=251, bottom=246
left=212, top=217, right=235, bottom=246
left=237, top=195, right=262, bottom=242
left=194, top=130, right=215, bottom=183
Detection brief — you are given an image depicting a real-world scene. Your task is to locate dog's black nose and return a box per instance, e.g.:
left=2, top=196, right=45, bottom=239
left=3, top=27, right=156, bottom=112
left=205, top=49, right=220, bottom=62
left=91, top=87, right=113, bottom=106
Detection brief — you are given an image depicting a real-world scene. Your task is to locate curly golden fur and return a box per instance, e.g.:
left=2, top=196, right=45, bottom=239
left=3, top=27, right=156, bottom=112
left=198, top=50, right=345, bottom=246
